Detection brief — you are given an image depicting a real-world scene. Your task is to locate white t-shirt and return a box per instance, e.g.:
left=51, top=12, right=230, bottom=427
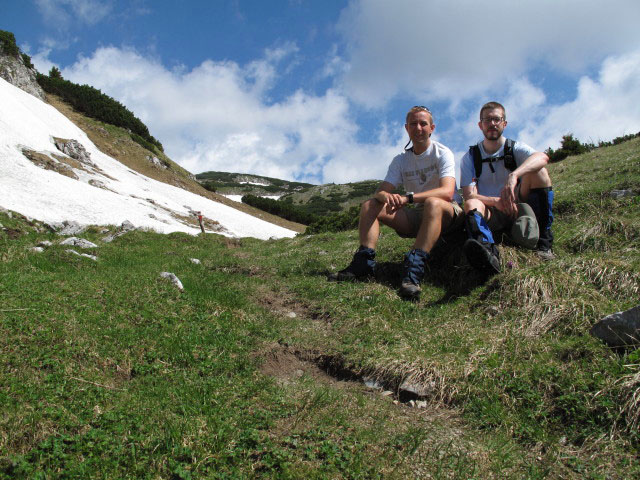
left=460, top=139, right=536, bottom=197
left=383, top=140, right=456, bottom=195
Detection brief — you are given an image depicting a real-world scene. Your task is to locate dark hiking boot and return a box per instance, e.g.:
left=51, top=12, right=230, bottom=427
left=399, top=248, right=429, bottom=300
left=328, top=246, right=376, bottom=282
left=463, top=239, right=501, bottom=274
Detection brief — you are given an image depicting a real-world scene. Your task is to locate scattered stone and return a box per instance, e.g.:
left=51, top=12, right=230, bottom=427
left=159, top=272, right=184, bottom=291
left=30, top=246, right=44, bottom=253
left=381, top=390, right=394, bottom=397
left=416, top=401, right=428, bottom=409
left=286, top=311, right=297, bottom=318
left=60, top=237, right=98, bottom=248
left=66, top=249, right=98, bottom=261
left=103, top=220, right=136, bottom=242
left=46, top=220, right=87, bottom=236
left=363, top=377, right=384, bottom=390
left=408, top=400, right=416, bottom=408
left=590, top=305, right=640, bottom=349
left=38, top=240, right=53, bottom=247
left=399, top=378, right=436, bottom=398
left=53, top=138, right=95, bottom=167
left=121, top=220, right=136, bottom=232
left=146, top=155, right=167, bottom=169
left=610, top=189, right=634, bottom=199
left=189, top=258, right=201, bottom=265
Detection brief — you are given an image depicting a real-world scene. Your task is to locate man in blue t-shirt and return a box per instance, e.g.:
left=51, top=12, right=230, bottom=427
left=460, top=101, right=555, bottom=274
left=328, top=106, right=464, bottom=300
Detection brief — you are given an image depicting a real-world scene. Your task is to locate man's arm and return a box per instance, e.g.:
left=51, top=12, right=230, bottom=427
left=375, top=177, right=455, bottom=212
left=500, top=151, right=549, bottom=213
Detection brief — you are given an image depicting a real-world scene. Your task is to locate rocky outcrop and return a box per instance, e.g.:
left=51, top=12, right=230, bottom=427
left=0, top=50, right=46, bottom=101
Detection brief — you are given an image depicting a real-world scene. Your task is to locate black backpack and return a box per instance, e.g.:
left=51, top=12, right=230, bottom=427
left=469, top=138, right=516, bottom=178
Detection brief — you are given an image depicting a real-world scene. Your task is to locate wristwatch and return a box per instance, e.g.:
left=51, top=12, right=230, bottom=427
left=406, top=192, right=414, bottom=204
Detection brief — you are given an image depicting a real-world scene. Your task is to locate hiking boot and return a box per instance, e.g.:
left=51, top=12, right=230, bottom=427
left=328, top=246, right=376, bottom=282
left=463, top=239, right=501, bottom=274
left=399, top=248, right=429, bottom=301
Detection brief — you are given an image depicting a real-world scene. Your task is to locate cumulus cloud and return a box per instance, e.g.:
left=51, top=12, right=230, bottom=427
left=518, top=50, right=640, bottom=150
left=336, top=0, right=640, bottom=108
left=35, top=0, right=114, bottom=27
left=59, top=46, right=403, bottom=183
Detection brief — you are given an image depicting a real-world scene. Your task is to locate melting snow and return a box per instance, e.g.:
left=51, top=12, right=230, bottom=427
left=0, top=79, right=296, bottom=240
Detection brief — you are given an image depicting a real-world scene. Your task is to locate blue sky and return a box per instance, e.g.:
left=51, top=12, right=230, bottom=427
left=4, top=0, right=640, bottom=184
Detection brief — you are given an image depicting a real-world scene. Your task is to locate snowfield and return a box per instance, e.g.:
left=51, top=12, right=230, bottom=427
left=0, top=79, right=297, bottom=240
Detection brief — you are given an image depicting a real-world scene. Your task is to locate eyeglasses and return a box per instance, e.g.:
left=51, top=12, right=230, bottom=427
left=481, top=116, right=504, bottom=124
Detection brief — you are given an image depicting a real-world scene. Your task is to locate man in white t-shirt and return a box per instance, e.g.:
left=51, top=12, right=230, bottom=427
left=460, top=101, right=554, bottom=274
left=328, top=106, right=463, bottom=300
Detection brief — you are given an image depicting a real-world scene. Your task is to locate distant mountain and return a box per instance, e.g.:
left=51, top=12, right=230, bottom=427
left=196, top=171, right=382, bottom=217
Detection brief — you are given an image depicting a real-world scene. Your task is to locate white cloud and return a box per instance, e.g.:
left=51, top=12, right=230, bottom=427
left=336, top=0, right=640, bottom=108
left=58, top=46, right=403, bottom=184
left=35, top=0, right=114, bottom=27
left=518, top=49, right=640, bottom=150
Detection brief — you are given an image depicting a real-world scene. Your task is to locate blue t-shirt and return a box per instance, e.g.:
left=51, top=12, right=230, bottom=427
left=460, top=139, right=536, bottom=197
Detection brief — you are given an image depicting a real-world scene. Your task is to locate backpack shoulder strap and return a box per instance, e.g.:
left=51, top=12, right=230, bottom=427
left=504, top=138, right=516, bottom=171
left=470, top=145, right=482, bottom=178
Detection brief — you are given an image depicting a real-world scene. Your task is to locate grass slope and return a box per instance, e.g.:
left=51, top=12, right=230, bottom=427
left=1, top=138, right=639, bottom=478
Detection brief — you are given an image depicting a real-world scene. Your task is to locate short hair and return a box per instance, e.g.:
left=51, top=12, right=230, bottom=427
left=406, top=105, right=433, bottom=124
left=479, top=102, right=506, bottom=121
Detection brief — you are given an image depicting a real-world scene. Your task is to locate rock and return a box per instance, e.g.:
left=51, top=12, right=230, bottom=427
left=610, top=189, right=634, bottom=199
left=30, top=246, right=44, bottom=253
left=121, top=220, right=136, bottom=232
left=381, top=390, right=394, bottom=397
left=66, top=249, right=98, bottom=261
left=590, top=305, right=640, bottom=349
left=0, top=50, right=46, bottom=100
left=60, top=237, right=97, bottom=248
left=416, top=400, right=428, bottom=409
left=37, top=240, right=53, bottom=247
left=363, top=377, right=384, bottom=390
left=146, top=155, right=167, bottom=169
left=46, top=220, right=87, bottom=236
left=53, top=138, right=94, bottom=167
left=286, top=311, right=297, bottom=318
left=189, top=258, right=201, bottom=265
left=399, top=378, right=436, bottom=398
left=159, top=272, right=184, bottom=291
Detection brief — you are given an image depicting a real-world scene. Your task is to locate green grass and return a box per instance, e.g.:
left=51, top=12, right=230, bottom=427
left=1, top=138, right=640, bottom=478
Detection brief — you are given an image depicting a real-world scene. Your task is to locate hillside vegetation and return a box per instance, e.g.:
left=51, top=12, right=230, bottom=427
left=1, top=135, right=639, bottom=477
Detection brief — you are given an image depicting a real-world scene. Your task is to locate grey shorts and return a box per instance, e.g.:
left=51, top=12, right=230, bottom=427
left=399, top=201, right=464, bottom=238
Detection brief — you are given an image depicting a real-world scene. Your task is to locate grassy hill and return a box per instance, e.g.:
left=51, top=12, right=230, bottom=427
left=1, top=138, right=639, bottom=478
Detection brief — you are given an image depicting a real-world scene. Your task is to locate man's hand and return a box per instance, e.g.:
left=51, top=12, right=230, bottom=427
left=376, top=191, right=407, bottom=213
left=499, top=173, right=518, bottom=218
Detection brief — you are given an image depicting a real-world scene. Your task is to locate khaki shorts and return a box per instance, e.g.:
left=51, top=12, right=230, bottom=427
left=400, top=201, right=464, bottom=238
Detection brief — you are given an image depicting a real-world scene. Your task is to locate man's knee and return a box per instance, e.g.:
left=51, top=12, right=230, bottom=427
left=361, top=198, right=383, bottom=217
left=422, top=197, right=452, bottom=221
left=522, top=167, right=552, bottom=192
left=464, top=198, right=485, bottom=214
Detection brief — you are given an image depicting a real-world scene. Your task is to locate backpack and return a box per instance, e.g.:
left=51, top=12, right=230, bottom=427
left=469, top=138, right=516, bottom=178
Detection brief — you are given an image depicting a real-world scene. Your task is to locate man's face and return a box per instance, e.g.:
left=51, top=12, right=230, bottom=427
left=405, top=111, right=435, bottom=147
left=479, top=108, right=507, bottom=141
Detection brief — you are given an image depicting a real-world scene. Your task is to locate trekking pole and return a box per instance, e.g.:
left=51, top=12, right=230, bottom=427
left=197, top=211, right=205, bottom=234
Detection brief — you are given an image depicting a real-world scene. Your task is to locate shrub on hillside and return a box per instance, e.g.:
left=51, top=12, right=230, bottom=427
left=242, top=195, right=317, bottom=225
left=36, top=70, right=164, bottom=153
left=0, top=30, right=20, bottom=57
left=305, top=205, right=360, bottom=234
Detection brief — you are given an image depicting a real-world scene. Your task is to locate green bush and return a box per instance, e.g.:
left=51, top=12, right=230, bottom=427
left=36, top=71, right=163, bottom=153
left=0, top=30, right=19, bottom=57
left=241, top=195, right=318, bottom=225
left=305, top=205, right=360, bottom=234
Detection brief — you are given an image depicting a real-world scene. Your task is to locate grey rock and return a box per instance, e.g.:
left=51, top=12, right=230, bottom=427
left=610, top=189, right=634, bottom=199
left=66, top=249, right=98, bottom=261
left=399, top=378, right=436, bottom=398
left=189, top=258, right=201, bottom=265
left=121, top=220, right=136, bottom=232
left=37, top=240, right=53, bottom=247
left=0, top=51, right=46, bottom=101
left=590, top=305, right=640, bottom=349
left=159, top=272, right=184, bottom=291
left=46, top=220, right=87, bottom=236
left=30, top=246, right=44, bottom=253
left=286, top=311, right=297, bottom=318
left=54, top=139, right=94, bottom=167
left=60, top=237, right=97, bottom=248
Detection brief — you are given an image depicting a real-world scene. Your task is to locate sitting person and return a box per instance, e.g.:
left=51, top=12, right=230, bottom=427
left=329, top=106, right=463, bottom=300
left=460, top=101, right=555, bottom=274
